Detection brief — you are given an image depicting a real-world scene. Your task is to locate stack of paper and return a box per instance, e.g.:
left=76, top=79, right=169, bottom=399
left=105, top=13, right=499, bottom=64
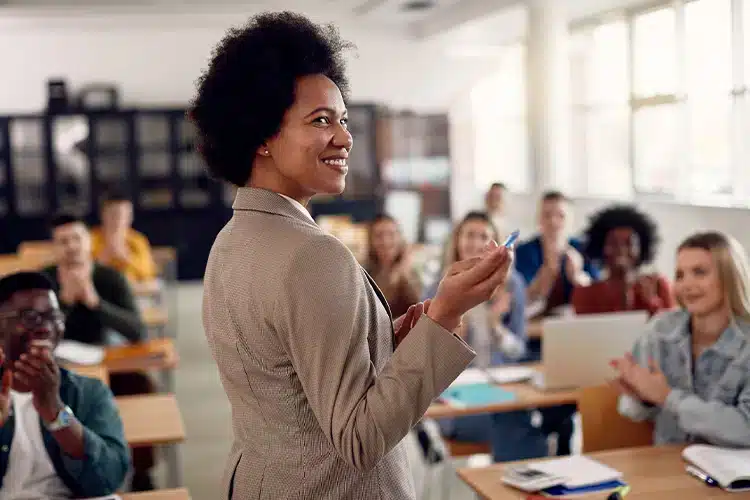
left=531, top=456, right=623, bottom=488
left=54, top=340, right=105, bottom=365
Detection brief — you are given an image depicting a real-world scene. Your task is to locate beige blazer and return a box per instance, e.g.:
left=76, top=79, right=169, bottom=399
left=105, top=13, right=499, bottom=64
left=202, top=188, right=475, bottom=499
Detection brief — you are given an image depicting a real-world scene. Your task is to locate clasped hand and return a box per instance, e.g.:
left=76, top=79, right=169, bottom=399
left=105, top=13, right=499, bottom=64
left=58, top=264, right=99, bottom=308
left=610, top=352, right=671, bottom=406
left=0, top=340, right=63, bottom=426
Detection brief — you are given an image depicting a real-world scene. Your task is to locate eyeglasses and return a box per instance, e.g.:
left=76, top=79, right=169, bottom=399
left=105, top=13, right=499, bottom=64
left=0, top=309, right=65, bottom=329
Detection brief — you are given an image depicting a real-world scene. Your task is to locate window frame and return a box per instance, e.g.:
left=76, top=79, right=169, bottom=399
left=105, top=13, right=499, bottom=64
left=570, top=0, right=750, bottom=209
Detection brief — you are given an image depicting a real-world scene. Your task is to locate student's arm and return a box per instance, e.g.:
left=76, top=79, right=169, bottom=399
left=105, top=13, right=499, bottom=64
left=617, top=331, right=659, bottom=422
left=663, top=378, right=750, bottom=447
left=493, top=273, right=527, bottom=361
left=92, top=269, right=147, bottom=343
left=132, top=234, right=158, bottom=281
left=57, top=380, right=130, bottom=496
left=273, top=235, right=475, bottom=472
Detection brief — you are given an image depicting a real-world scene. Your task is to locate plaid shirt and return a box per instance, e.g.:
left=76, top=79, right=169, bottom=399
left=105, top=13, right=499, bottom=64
left=618, top=310, right=750, bottom=447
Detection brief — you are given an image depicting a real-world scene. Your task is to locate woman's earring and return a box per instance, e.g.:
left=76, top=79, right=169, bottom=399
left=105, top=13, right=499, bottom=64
left=263, top=149, right=269, bottom=155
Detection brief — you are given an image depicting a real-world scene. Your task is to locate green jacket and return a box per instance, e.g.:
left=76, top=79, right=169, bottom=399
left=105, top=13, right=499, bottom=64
left=0, top=368, right=130, bottom=496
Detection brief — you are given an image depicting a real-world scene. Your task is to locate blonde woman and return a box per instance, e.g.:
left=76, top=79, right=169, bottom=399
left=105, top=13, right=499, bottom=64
left=612, top=231, right=750, bottom=447
left=422, top=212, right=548, bottom=462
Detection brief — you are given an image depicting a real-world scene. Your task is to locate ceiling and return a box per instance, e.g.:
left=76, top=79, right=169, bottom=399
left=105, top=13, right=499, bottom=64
left=0, top=0, right=658, bottom=37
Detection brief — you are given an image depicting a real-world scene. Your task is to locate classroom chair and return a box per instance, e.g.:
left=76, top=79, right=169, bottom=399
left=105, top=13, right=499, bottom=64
left=577, top=384, right=653, bottom=453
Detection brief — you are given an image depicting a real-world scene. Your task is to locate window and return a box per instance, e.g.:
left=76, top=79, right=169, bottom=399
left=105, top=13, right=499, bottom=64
left=571, top=0, right=749, bottom=207
left=471, top=44, right=530, bottom=193
left=570, top=20, right=631, bottom=199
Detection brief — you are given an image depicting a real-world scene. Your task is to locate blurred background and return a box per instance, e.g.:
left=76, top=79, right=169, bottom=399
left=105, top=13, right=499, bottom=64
left=1, top=0, right=748, bottom=498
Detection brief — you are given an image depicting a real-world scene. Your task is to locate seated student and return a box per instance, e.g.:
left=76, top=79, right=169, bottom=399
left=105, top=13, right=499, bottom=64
left=423, top=212, right=548, bottom=462
left=365, top=214, right=421, bottom=318
left=613, top=231, right=750, bottom=447
left=43, top=214, right=156, bottom=491
left=573, top=205, right=674, bottom=316
left=0, top=271, right=129, bottom=497
left=516, top=191, right=599, bottom=316
left=91, top=189, right=158, bottom=283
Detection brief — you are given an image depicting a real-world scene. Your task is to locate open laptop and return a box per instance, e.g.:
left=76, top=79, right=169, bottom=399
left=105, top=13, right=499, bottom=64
left=533, top=311, right=649, bottom=391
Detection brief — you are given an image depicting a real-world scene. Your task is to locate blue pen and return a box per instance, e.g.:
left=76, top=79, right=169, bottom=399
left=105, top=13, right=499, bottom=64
left=686, top=465, right=719, bottom=487
left=502, top=230, right=520, bottom=248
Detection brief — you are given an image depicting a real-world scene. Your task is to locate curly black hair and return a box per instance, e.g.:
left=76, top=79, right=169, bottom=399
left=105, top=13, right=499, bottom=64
left=583, top=205, right=659, bottom=267
left=189, top=12, right=354, bottom=186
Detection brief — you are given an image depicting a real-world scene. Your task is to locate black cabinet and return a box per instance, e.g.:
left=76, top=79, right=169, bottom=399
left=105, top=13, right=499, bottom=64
left=0, top=104, right=383, bottom=279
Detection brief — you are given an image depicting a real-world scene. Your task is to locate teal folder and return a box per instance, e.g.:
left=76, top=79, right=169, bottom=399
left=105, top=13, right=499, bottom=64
left=439, top=383, right=516, bottom=408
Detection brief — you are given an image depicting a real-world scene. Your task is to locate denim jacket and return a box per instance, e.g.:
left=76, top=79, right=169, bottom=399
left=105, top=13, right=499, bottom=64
left=0, top=368, right=130, bottom=497
left=618, top=310, right=750, bottom=447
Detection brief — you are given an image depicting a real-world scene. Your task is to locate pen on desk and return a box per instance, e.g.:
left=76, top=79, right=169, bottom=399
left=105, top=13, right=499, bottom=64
left=686, top=465, right=719, bottom=487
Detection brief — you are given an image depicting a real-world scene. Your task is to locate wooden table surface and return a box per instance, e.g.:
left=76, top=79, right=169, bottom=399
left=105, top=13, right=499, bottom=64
left=116, top=394, right=185, bottom=447
left=458, top=445, right=735, bottom=499
left=425, top=364, right=578, bottom=418
left=122, top=488, right=190, bottom=500
left=103, top=338, right=178, bottom=373
left=64, top=338, right=178, bottom=376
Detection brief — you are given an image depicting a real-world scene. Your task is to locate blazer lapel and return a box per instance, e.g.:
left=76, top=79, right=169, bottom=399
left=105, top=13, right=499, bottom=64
left=362, top=267, right=398, bottom=351
left=362, top=268, right=392, bottom=319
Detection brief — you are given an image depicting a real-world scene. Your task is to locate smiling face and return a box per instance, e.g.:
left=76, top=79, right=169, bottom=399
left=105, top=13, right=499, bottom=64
left=52, top=221, right=92, bottom=267
left=370, top=218, right=402, bottom=266
left=675, top=248, right=725, bottom=317
left=457, top=219, right=496, bottom=261
left=0, top=289, right=64, bottom=392
left=604, top=227, right=641, bottom=273
left=259, top=74, right=353, bottom=200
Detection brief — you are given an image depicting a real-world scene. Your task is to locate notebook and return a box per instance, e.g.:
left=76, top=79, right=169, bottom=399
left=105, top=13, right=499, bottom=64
left=541, top=480, right=627, bottom=497
left=512, top=456, right=623, bottom=489
left=447, top=366, right=535, bottom=389
left=439, top=383, right=516, bottom=408
left=54, top=340, right=105, bottom=365
left=682, top=445, right=750, bottom=492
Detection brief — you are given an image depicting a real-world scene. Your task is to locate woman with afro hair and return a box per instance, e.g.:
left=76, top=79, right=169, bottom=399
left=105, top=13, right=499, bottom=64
left=572, top=205, right=675, bottom=316
left=193, top=12, right=514, bottom=499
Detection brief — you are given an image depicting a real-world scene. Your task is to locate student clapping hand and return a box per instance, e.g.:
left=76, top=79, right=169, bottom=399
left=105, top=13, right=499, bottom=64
left=610, top=353, right=671, bottom=406
left=12, top=340, right=64, bottom=423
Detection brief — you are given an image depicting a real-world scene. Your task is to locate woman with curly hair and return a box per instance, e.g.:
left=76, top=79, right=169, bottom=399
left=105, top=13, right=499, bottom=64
left=572, top=205, right=675, bottom=316
left=192, top=12, right=514, bottom=499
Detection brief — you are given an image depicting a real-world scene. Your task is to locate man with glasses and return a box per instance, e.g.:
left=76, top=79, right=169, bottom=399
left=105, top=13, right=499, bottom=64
left=0, top=271, right=128, bottom=497
left=42, top=213, right=156, bottom=491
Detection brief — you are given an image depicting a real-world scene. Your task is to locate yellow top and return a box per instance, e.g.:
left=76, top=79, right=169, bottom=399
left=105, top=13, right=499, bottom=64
left=90, top=227, right=157, bottom=282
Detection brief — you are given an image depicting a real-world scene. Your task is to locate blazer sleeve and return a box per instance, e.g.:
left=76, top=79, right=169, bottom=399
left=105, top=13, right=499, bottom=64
left=273, top=235, right=475, bottom=472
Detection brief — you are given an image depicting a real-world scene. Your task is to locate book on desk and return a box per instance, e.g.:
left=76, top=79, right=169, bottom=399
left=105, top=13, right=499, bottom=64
left=683, top=444, right=750, bottom=492
left=502, top=456, right=625, bottom=497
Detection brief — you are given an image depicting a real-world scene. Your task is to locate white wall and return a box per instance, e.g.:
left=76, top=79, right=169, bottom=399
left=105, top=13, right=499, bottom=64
left=0, top=7, right=493, bottom=113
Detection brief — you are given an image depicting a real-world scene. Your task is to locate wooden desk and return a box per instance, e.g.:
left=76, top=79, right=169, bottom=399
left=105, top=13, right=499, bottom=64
left=122, top=489, right=190, bottom=500
left=103, top=338, right=178, bottom=374
left=425, top=365, right=578, bottom=419
left=120, top=488, right=190, bottom=500
left=458, top=446, right=734, bottom=499
left=117, top=393, right=185, bottom=447
left=69, top=364, right=109, bottom=385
